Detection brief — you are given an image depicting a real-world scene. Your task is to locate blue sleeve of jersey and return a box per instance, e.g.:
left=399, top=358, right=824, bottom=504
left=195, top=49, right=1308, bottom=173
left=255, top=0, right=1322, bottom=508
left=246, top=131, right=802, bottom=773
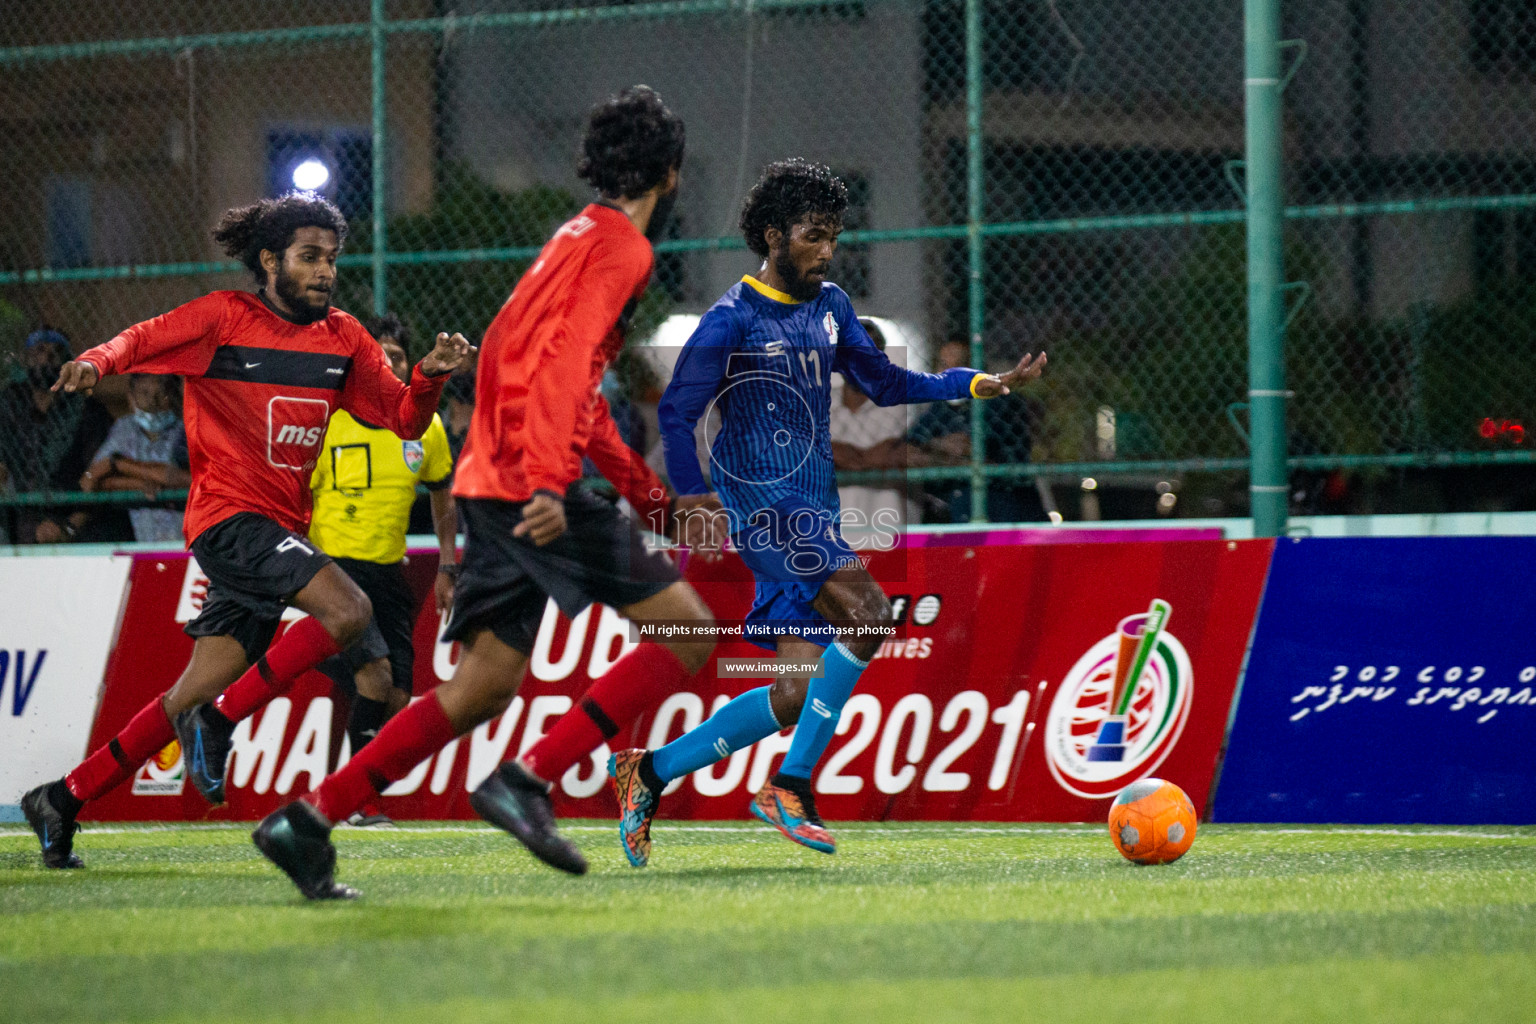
left=658, top=307, right=738, bottom=495
left=831, top=296, right=979, bottom=406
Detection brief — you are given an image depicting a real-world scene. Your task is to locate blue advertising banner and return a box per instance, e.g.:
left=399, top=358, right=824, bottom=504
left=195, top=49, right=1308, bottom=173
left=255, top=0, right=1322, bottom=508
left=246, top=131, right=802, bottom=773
left=1214, top=537, right=1536, bottom=824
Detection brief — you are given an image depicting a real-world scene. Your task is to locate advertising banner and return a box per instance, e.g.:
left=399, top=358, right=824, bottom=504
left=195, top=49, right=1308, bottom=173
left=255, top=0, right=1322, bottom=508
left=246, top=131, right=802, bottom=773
left=84, top=537, right=1269, bottom=823
left=0, top=556, right=131, bottom=800
left=1214, top=537, right=1536, bottom=824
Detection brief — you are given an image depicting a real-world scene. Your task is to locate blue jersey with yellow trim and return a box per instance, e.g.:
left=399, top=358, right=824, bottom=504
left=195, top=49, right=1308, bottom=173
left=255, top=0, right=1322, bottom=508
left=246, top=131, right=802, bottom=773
left=660, top=276, right=981, bottom=524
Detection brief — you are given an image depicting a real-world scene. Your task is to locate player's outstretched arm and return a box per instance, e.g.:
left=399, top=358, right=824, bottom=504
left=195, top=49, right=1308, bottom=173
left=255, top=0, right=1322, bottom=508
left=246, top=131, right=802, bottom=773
left=971, top=351, right=1048, bottom=399
left=342, top=327, right=469, bottom=440
left=834, top=316, right=976, bottom=406
left=419, top=331, right=476, bottom=378
left=62, top=293, right=231, bottom=389
left=835, top=305, right=1046, bottom=405
left=52, top=361, right=100, bottom=394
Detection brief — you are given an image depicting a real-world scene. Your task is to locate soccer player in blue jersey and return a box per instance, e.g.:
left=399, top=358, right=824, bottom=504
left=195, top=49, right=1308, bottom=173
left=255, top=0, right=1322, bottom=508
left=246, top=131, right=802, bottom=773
left=608, top=159, right=1045, bottom=864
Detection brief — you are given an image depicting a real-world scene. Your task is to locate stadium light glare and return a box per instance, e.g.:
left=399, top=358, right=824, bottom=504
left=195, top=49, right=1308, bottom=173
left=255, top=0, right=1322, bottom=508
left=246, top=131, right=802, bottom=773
left=291, top=158, right=331, bottom=191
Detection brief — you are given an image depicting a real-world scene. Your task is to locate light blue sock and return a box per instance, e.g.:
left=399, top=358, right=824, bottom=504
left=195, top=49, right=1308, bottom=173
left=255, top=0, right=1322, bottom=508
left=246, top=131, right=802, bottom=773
left=652, top=685, right=781, bottom=783
left=778, top=642, right=869, bottom=779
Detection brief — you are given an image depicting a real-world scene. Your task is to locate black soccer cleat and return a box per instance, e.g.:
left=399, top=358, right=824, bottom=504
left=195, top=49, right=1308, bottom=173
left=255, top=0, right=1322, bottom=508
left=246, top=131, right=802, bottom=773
left=252, top=801, right=359, bottom=901
left=470, top=761, right=588, bottom=875
left=21, top=783, right=83, bottom=869
left=174, top=702, right=234, bottom=805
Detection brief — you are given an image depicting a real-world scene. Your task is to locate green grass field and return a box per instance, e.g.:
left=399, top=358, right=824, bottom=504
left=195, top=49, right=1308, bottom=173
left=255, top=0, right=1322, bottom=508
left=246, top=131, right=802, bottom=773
left=2, top=820, right=1533, bottom=1023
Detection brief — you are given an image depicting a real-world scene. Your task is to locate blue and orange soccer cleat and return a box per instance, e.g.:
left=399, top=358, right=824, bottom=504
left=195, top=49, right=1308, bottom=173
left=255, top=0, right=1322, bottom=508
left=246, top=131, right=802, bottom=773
left=751, top=775, right=836, bottom=854
left=608, top=748, right=660, bottom=867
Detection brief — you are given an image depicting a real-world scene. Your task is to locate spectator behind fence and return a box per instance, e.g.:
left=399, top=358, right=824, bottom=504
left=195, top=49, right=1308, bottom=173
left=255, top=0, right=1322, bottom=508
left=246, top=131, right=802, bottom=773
left=31, top=390, right=129, bottom=545
left=1, top=328, right=86, bottom=542
left=829, top=319, right=917, bottom=549
left=0, top=328, right=82, bottom=491
left=905, top=339, right=1044, bottom=524
left=77, top=374, right=189, bottom=542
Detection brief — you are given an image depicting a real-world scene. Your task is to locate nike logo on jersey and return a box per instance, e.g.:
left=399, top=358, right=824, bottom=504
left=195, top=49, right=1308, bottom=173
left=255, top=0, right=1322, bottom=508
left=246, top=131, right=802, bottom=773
left=208, top=346, right=352, bottom=390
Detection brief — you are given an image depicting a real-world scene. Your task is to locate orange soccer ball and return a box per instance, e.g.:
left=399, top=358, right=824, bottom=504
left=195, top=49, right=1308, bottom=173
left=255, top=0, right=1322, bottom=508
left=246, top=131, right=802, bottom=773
left=1108, top=778, right=1197, bottom=865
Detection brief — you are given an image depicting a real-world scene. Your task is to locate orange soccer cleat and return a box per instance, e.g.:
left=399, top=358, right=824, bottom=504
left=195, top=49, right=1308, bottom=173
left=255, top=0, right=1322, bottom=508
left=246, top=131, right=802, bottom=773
left=751, top=776, right=836, bottom=855
left=608, top=748, right=661, bottom=867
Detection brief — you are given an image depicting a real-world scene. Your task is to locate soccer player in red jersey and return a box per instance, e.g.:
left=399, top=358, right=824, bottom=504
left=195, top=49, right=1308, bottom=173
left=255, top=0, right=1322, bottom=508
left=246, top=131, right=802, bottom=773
left=19, top=193, right=474, bottom=871
left=253, top=86, right=725, bottom=899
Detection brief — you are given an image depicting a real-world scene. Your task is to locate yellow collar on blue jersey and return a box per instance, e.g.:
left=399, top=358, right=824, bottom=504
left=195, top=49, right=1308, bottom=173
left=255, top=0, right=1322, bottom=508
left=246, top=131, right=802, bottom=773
left=741, top=274, right=804, bottom=305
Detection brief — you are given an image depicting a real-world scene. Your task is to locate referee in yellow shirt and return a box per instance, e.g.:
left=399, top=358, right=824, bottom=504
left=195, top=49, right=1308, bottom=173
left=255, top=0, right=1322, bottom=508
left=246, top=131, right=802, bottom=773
left=310, top=314, right=458, bottom=826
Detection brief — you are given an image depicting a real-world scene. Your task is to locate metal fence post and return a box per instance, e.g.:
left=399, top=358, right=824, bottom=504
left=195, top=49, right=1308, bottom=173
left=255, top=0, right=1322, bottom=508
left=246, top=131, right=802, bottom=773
left=965, top=0, right=988, bottom=522
left=1245, top=0, right=1288, bottom=537
left=371, top=0, right=388, bottom=316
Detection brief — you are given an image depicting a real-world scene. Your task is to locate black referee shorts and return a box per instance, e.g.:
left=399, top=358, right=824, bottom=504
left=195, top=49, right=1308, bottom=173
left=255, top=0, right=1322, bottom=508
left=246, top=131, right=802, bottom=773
left=185, top=512, right=333, bottom=665
left=443, top=490, right=678, bottom=655
left=317, top=556, right=420, bottom=695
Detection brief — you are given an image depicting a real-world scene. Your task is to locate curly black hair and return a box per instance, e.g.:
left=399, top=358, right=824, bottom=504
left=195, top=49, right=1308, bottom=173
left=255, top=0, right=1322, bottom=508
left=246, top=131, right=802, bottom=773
left=577, top=85, right=686, bottom=199
left=739, top=159, right=849, bottom=259
left=212, top=192, right=348, bottom=285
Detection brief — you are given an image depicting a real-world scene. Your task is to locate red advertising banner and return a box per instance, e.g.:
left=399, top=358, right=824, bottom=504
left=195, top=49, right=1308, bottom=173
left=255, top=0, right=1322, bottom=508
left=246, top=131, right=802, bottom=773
left=82, top=537, right=1271, bottom=823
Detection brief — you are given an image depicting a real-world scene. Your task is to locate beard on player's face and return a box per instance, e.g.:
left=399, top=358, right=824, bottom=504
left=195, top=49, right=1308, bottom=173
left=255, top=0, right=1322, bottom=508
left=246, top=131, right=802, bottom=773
left=272, top=260, right=331, bottom=323
left=772, top=244, right=827, bottom=302
left=771, top=217, right=838, bottom=302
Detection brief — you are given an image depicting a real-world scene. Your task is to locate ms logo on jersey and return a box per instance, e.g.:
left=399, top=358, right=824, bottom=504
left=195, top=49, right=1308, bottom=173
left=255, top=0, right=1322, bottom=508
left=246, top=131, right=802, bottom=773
left=823, top=312, right=838, bottom=347
left=1043, top=599, right=1193, bottom=799
left=267, top=396, right=330, bottom=471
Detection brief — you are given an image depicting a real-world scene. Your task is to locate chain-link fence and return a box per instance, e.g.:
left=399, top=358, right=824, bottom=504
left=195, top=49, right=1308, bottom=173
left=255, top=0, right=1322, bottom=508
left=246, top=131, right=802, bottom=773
left=2, top=0, right=1533, bottom=539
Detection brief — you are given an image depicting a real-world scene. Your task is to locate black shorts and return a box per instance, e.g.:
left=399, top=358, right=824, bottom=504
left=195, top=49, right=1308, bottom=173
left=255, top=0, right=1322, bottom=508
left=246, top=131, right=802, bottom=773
left=317, top=556, right=419, bottom=694
left=443, top=491, right=679, bottom=655
left=185, top=513, right=333, bottom=664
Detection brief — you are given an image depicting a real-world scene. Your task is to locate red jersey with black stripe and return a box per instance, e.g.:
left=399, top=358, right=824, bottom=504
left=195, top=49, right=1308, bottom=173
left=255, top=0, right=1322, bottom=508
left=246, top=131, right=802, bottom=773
left=77, top=290, right=446, bottom=544
left=452, top=203, right=670, bottom=524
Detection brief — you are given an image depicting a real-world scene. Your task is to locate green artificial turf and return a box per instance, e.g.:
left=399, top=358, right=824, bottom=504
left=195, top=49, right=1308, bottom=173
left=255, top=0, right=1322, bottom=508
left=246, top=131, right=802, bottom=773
left=1, top=821, right=1533, bottom=1023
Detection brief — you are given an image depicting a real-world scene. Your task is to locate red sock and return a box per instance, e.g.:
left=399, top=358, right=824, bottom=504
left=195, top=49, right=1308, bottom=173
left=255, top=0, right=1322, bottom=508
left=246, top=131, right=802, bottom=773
left=522, top=642, right=691, bottom=783
left=214, top=617, right=342, bottom=722
left=65, top=695, right=176, bottom=802
left=305, top=693, right=457, bottom=823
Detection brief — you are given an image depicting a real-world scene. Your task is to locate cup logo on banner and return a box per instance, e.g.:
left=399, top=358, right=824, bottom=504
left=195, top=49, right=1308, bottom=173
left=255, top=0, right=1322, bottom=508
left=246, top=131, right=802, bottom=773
left=131, top=739, right=186, bottom=796
left=1045, top=599, right=1193, bottom=798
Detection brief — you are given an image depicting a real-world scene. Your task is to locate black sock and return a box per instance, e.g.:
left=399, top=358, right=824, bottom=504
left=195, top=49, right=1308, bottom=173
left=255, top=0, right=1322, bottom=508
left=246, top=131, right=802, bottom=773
left=772, top=771, right=813, bottom=797
left=348, top=696, right=390, bottom=754
left=47, top=779, right=83, bottom=820
left=638, top=750, right=666, bottom=795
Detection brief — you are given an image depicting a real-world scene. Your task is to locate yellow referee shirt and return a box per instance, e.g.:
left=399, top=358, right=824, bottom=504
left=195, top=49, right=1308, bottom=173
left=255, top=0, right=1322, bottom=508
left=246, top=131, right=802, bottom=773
left=309, top=411, right=453, bottom=564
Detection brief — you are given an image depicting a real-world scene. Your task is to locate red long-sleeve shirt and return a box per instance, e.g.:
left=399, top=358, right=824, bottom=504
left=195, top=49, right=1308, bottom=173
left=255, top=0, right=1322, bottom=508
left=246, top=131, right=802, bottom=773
left=78, top=290, right=445, bottom=544
left=452, top=203, right=669, bottom=523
